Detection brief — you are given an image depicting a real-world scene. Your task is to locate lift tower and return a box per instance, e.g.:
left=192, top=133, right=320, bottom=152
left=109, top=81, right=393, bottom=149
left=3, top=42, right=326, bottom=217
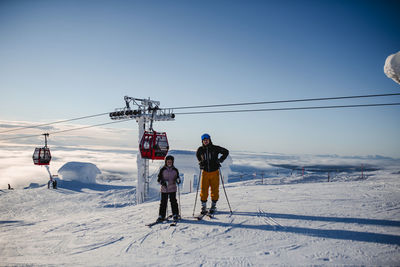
left=110, top=96, right=175, bottom=204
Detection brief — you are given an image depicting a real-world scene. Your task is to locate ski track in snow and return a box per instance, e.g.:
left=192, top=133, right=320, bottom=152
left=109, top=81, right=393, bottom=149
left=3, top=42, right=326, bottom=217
left=1, top=163, right=400, bottom=266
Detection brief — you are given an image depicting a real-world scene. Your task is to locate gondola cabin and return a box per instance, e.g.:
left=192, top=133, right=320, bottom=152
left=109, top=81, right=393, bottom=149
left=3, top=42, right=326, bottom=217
left=33, top=133, right=52, bottom=165
left=139, top=131, right=169, bottom=160
left=33, top=147, right=52, bottom=165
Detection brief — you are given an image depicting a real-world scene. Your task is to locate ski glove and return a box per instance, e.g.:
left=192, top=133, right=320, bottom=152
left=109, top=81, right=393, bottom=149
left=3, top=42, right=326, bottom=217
left=199, top=162, right=205, bottom=170
left=176, top=177, right=181, bottom=184
left=160, top=181, right=167, bottom=187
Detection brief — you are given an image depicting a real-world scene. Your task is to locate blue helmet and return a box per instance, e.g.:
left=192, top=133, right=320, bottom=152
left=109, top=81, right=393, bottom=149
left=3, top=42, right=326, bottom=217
left=201, top=133, right=211, bottom=141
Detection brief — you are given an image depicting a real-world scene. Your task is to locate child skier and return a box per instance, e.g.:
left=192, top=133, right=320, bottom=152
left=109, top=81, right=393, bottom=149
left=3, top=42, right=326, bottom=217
left=156, top=155, right=181, bottom=222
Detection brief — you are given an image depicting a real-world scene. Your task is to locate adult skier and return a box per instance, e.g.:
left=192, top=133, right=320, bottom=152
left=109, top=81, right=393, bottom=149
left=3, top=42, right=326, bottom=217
left=156, top=155, right=181, bottom=222
left=196, top=133, right=229, bottom=214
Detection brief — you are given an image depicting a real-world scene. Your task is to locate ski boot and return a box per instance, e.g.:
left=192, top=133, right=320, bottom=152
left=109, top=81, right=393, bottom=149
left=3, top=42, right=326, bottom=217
left=201, top=201, right=208, bottom=215
left=209, top=200, right=217, bottom=214
left=156, top=215, right=164, bottom=223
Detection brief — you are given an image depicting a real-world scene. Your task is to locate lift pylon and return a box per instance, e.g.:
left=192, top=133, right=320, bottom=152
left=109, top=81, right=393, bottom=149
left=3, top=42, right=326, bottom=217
left=110, top=96, right=175, bottom=204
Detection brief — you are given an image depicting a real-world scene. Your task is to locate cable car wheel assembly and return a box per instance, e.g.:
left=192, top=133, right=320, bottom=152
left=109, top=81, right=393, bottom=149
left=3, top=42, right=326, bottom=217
left=110, top=96, right=175, bottom=161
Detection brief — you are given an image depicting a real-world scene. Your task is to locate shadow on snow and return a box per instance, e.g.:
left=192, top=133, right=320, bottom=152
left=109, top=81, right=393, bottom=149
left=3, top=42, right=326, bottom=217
left=182, top=211, right=400, bottom=246
left=56, top=180, right=134, bottom=192
left=219, top=211, right=400, bottom=227
left=0, top=220, right=35, bottom=227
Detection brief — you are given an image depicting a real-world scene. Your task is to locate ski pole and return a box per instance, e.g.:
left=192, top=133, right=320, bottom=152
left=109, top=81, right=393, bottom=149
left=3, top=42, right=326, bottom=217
left=192, top=169, right=202, bottom=216
left=178, top=180, right=181, bottom=217
left=219, top=168, right=233, bottom=214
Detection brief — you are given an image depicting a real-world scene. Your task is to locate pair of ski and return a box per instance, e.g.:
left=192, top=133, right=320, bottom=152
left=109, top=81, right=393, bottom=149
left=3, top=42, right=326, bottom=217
left=146, top=217, right=179, bottom=228
left=146, top=211, right=216, bottom=227
left=196, top=210, right=215, bottom=220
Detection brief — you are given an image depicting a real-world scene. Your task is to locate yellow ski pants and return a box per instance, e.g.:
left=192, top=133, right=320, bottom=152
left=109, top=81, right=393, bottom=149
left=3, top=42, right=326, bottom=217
left=200, top=170, right=219, bottom=202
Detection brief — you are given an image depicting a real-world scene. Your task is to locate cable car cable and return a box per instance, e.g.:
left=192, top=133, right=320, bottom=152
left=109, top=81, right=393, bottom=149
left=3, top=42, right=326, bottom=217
left=0, top=112, right=111, bottom=134
left=1, top=102, right=399, bottom=141
left=49, top=119, right=133, bottom=135
left=0, top=119, right=133, bottom=141
left=1, top=92, right=399, bottom=137
left=167, top=93, right=400, bottom=110
left=174, top=102, right=400, bottom=115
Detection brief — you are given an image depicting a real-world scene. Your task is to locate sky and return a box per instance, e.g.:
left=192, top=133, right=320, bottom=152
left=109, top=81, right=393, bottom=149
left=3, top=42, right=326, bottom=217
left=0, top=0, right=400, bottom=158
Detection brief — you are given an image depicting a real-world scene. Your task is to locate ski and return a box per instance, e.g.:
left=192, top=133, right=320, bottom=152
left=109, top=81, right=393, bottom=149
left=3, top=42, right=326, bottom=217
left=196, top=213, right=207, bottom=220
left=146, top=219, right=167, bottom=227
left=146, top=215, right=175, bottom=227
left=207, top=213, right=215, bottom=219
left=196, top=211, right=215, bottom=220
left=170, top=215, right=181, bottom=226
left=146, top=221, right=162, bottom=227
left=145, top=221, right=160, bottom=227
left=208, top=209, right=216, bottom=217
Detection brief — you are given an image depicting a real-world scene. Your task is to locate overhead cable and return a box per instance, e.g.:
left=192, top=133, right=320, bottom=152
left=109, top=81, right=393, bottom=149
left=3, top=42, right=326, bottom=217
left=0, top=112, right=111, bottom=134
left=1, top=102, right=399, bottom=141
left=0, top=119, right=133, bottom=141
left=174, top=102, right=400, bottom=115
left=1, top=93, right=399, bottom=136
left=49, top=119, right=133, bottom=135
left=168, top=93, right=400, bottom=110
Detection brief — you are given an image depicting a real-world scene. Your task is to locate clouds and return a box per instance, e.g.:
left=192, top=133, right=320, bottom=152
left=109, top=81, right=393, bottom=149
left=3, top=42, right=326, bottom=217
left=1, top=140, right=398, bottom=190
left=0, top=119, right=140, bottom=188
left=1, top=118, right=399, bottom=189
left=0, top=145, right=140, bottom=189
left=0, top=147, right=50, bottom=188
left=230, top=151, right=399, bottom=173
left=384, top=51, right=400, bottom=85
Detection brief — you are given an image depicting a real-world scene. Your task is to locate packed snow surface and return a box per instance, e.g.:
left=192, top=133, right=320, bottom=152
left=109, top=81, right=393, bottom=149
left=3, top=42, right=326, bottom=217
left=1, top=152, right=399, bottom=266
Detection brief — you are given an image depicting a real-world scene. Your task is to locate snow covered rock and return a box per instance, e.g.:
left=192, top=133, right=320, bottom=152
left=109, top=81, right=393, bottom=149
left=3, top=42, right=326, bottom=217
left=58, top=162, right=101, bottom=184
left=384, top=51, right=400, bottom=85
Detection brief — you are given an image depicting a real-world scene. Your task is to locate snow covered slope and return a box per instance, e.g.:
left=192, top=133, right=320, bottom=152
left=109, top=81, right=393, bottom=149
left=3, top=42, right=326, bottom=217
left=1, top=154, right=399, bottom=266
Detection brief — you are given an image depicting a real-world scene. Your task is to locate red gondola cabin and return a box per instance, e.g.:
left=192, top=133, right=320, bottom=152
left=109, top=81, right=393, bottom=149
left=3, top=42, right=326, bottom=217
left=139, top=131, right=169, bottom=160
left=33, top=147, right=52, bottom=165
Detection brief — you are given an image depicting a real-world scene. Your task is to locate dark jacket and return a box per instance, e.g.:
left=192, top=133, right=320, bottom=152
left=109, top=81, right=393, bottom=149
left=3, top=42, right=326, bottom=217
left=196, top=142, right=229, bottom=172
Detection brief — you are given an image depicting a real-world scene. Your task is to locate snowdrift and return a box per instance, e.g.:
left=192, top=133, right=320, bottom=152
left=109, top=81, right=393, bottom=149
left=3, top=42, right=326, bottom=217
left=58, top=162, right=101, bottom=184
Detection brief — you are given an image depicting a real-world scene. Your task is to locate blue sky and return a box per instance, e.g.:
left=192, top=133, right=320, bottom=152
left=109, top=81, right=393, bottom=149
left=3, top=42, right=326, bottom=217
left=0, top=0, right=399, bottom=157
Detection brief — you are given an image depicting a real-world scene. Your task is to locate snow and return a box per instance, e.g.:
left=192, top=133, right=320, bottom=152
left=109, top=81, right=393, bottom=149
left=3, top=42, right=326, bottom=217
left=58, top=162, right=101, bottom=184
left=384, top=51, right=400, bottom=85
left=1, top=152, right=400, bottom=266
